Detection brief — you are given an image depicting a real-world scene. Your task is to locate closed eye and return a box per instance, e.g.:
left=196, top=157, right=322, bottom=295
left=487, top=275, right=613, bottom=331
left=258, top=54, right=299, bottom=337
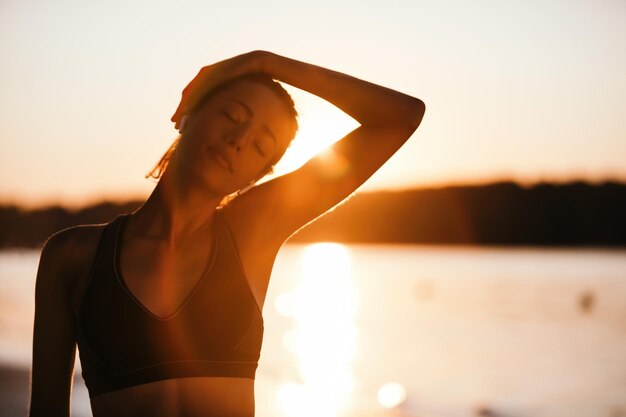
left=224, top=109, right=271, bottom=157
left=223, top=111, right=237, bottom=122
left=255, top=142, right=266, bottom=157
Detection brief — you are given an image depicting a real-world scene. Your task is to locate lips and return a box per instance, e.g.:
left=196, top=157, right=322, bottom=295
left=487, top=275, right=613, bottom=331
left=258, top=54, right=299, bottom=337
left=208, top=147, right=233, bottom=172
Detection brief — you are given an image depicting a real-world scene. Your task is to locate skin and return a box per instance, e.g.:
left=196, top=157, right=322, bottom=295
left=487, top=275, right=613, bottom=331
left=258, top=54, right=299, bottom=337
left=29, top=50, right=425, bottom=417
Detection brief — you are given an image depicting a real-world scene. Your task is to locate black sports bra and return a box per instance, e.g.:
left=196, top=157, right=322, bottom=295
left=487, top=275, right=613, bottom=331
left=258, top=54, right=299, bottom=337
left=76, top=209, right=264, bottom=398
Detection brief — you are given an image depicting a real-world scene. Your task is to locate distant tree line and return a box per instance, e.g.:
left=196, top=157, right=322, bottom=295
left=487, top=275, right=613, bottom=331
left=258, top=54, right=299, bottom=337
left=1, top=180, right=624, bottom=249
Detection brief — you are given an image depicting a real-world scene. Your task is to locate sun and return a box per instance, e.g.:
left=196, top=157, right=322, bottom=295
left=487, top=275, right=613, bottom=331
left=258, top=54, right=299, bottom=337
left=262, top=97, right=359, bottom=181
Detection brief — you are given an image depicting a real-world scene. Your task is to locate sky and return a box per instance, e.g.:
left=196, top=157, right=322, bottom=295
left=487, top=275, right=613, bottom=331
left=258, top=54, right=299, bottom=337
left=1, top=0, right=625, bottom=209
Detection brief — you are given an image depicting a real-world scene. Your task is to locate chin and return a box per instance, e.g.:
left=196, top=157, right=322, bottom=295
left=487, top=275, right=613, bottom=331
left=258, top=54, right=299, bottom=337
left=187, top=167, right=230, bottom=197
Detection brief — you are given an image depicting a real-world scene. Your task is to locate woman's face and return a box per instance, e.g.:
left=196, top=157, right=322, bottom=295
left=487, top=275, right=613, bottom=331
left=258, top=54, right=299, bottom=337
left=176, top=80, right=295, bottom=197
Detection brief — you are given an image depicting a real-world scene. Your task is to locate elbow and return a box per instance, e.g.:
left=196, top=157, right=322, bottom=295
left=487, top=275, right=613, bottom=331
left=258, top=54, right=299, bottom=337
left=407, top=98, right=425, bottom=131
left=395, top=98, right=425, bottom=134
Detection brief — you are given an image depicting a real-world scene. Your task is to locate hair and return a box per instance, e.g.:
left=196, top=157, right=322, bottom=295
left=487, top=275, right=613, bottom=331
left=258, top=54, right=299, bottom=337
left=145, top=72, right=299, bottom=208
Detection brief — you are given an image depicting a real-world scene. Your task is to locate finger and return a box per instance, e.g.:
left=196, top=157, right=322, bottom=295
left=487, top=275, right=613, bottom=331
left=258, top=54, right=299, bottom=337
left=171, top=106, right=183, bottom=122
left=173, top=111, right=182, bottom=129
left=171, top=96, right=191, bottom=122
left=179, top=68, right=207, bottom=101
left=172, top=102, right=189, bottom=122
left=171, top=65, right=214, bottom=126
left=180, top=65, right=225, bottom=111
left=170, top=69, right=203, bottom=123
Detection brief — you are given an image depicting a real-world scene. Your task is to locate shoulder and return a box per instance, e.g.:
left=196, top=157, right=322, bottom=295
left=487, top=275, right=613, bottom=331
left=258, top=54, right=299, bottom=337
left=216, top=184, right=294, bottom=251
left=216, top=201, right=284, bottom=256
left=38, top=219, right=110, bottom=295
left=42, top=220, right=108, bottom=260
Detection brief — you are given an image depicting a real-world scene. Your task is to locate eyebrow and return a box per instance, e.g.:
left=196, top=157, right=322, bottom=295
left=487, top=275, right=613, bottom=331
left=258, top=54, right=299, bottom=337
left=227, top=98, right=277, bottom=146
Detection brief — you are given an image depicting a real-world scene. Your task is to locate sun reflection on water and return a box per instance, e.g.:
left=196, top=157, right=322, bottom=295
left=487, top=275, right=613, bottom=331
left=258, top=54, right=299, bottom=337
left=276, top=242, right=359, bottom=417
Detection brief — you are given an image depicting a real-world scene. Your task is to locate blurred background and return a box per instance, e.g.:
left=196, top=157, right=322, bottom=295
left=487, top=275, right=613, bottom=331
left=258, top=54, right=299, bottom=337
left=1, top=0, right=625, bottom=416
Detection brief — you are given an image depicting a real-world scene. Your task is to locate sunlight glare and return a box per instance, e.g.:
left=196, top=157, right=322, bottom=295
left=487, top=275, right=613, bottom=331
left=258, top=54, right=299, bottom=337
left=271, top=100, right=358, bottom=176
left=281, top=329, right=297, bottom=353
left=377, top=382, right=407, bottom=409
left=275, top=291, right=296, bottom=317
left=277, top=382, right=338, bottom=417
left=277, top=243, right=359, bottom=417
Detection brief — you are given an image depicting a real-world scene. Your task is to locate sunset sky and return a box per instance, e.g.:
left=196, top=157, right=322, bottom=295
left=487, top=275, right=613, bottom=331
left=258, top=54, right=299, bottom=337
left=1, top=0, right=624, bottom=209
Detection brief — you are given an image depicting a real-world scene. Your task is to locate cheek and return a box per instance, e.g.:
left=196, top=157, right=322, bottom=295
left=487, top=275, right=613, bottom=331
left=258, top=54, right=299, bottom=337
left=235, top=164, right=262, bottom=185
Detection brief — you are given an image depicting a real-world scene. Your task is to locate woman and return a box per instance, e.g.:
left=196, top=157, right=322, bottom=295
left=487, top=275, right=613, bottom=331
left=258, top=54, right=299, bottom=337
left=29, top=50, right=425, bottom=417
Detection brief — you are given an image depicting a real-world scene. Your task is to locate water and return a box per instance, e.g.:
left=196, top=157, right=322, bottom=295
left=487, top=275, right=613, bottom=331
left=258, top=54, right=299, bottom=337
left=1, top=244, right=625, bottom=417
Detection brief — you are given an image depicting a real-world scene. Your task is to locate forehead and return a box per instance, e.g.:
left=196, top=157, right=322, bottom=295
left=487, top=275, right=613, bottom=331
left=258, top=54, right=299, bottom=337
left=213, top=80, right=295, bottom=147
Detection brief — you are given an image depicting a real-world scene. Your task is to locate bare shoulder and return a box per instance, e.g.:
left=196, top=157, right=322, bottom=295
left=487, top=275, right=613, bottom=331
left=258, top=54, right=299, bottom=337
left=42, top=221, right=108, bottom=264
left=217, top=194, right=285, bottom=259
left=38, top=220, right=110, bottom=300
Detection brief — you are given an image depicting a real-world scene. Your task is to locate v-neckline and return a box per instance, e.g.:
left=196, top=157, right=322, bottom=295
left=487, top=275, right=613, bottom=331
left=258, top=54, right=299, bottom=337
left=113, top=212, right=219, bottom=321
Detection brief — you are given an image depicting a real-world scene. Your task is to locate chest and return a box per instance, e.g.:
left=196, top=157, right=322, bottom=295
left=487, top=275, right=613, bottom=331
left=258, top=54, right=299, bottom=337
left=118, top=239, right=219, bottom=320
left=75, top=216, right=268, bottom=381
left=71, top=216, right=276, bottom=322
left=120, top=245, right=272, bottom=319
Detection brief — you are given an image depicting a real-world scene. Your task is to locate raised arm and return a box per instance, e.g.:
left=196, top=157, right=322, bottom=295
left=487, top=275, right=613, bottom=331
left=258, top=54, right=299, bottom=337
left=169, top=50, right=425, bottom=250
left=262, top=51, right=424, bottom=128
left=29, top=230, right=78, bottom=417
left=237, top=51, right=425, bottom=245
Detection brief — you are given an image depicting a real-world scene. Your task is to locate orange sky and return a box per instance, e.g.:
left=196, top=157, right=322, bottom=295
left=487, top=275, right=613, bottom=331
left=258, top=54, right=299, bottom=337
left=1, top=0, right=625, bottom=209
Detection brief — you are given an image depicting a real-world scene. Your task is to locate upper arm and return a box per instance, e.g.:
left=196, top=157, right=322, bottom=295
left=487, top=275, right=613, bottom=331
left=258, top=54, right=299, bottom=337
left=232, top=102, right=425, bottom=247
left=29, top=229, right=80, bottom=417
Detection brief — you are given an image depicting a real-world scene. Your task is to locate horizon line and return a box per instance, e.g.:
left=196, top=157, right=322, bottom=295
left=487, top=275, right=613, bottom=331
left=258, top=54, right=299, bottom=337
left=2, top=175, right=625, bottom=212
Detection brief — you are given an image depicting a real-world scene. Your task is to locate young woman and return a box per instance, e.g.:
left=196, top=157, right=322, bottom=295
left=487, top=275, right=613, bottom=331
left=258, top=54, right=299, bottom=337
left=29, top=50, right=425, bottom=417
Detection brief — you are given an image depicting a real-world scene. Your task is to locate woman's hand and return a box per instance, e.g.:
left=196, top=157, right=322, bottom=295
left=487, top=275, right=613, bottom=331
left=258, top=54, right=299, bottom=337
left=170, top=50, right=271, bottom=130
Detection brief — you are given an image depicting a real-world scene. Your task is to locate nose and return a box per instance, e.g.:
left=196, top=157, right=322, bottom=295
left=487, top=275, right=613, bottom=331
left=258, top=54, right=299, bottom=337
left=226, top=122, right=254, bottom=151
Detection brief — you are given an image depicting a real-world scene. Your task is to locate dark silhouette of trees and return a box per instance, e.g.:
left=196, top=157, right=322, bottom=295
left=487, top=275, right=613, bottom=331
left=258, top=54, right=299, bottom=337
left=1, top=180, right=624, bottom=249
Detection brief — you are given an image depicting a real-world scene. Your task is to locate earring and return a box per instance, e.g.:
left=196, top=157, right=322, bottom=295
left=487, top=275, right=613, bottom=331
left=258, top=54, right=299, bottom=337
left=178, top=115, right=189, bottom=133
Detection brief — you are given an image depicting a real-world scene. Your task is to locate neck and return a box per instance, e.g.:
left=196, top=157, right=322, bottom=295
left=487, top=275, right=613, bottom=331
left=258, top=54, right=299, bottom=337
left=129, top=156, right=224, bottom=248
